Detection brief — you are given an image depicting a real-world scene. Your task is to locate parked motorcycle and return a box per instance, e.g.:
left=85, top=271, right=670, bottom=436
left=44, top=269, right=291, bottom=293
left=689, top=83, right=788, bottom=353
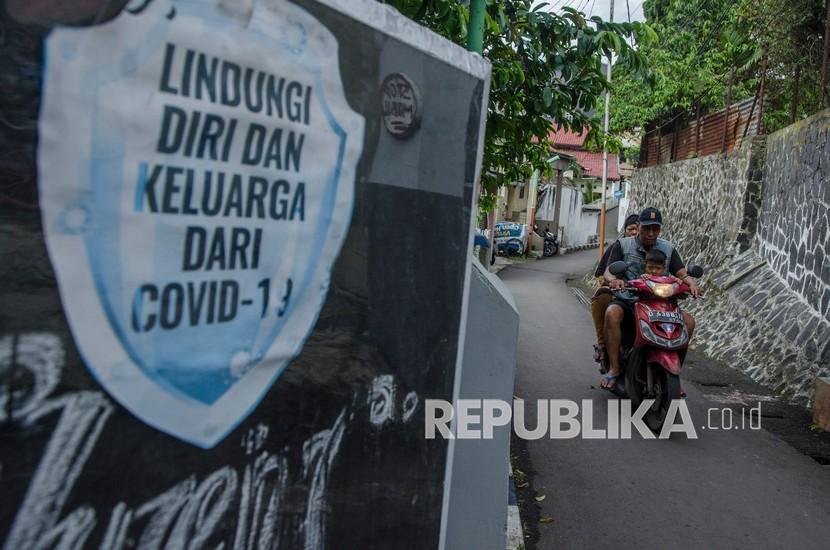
left=532, top=224, right=559, bottom=257
left=601, top=261, right=704, bottom=432
left=541, top=229, right=559, bottom=257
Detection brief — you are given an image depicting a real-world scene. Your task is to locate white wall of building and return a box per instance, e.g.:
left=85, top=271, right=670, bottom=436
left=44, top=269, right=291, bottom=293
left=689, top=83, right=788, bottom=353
left=617, top=179, right=632, bottom=232
left=535, top=181, right=601, bottom=248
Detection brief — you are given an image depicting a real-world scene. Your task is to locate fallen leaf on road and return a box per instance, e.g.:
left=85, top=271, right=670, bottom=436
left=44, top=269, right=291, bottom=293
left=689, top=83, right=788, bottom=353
left=516, top=481, right=529, bottom=489
left=535, top=494, right=546, bottom=502
left=539, top=516, right=555, bottom=524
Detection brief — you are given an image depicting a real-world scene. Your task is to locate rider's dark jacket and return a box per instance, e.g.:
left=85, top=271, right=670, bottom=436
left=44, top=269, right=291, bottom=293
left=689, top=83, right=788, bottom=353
left=618, top=237, right=675, bottom=280
left=607, top=237, right=680, bottom=301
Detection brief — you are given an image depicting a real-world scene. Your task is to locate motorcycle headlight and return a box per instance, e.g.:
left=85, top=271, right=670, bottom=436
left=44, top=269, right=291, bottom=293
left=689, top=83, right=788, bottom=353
left=646, top=281, right=677, bottom=298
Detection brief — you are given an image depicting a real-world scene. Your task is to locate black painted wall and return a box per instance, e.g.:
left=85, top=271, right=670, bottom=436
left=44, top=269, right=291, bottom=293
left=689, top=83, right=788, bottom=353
left=0, top=1, right=486, bottom=548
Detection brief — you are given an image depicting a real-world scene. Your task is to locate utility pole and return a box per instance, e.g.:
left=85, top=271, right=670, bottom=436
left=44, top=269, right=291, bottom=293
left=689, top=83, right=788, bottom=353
left=598, top=0, right=614, bottom=258
left=467, top=0, right=489, bottom=263
left=468, top=0, right=485, bottom=54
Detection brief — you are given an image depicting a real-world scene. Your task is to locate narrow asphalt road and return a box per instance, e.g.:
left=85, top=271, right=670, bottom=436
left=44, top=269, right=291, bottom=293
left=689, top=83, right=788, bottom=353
left=499, top=249, right=830, bottom=550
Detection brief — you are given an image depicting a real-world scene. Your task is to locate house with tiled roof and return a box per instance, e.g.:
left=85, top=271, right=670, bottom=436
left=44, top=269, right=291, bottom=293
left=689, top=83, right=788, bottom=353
left=548, top=126, right=621, bottom=192
left=544, top=126, right=623, bottom=241
left=493, top=125, right=625, bottom=250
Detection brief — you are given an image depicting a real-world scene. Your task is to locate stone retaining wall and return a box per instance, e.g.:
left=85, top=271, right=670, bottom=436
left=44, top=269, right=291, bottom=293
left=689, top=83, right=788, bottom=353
left=686, top=250, right=830, bottom=405
left=757, top=110, right=830, bottom=320
left=626, top=110, right=830, bottom=405
left=627, top=136, right=764, bottom=271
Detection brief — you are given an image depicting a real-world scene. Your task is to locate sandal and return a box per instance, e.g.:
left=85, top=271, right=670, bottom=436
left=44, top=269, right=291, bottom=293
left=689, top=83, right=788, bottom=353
left=600, top=372, right=620, bottom=390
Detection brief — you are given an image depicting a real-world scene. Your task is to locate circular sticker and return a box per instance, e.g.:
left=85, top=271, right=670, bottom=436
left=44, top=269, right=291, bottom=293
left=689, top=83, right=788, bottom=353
left=381, top=73, right=421, bottom=139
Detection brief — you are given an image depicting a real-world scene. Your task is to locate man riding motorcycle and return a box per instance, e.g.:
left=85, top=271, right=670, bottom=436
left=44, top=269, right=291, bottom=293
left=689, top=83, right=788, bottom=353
left=600, top=207, right=703, bottom=390
left=591, top=213, right=640, bottom=366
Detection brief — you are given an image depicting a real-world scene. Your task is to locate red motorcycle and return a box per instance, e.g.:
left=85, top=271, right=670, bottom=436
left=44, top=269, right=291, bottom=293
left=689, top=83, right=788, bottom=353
left=603, top=261, right=703, bottom=432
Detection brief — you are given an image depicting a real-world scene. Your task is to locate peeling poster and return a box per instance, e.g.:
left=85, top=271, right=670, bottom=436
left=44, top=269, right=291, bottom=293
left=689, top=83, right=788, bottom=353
left=37, top=0, right=365, bottom=448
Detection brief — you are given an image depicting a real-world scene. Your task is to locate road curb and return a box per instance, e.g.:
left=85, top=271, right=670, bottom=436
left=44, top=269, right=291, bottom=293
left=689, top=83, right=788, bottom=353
left=506, top=464, right=524, bottom=549
left=559, top=241, right=602, bottom=254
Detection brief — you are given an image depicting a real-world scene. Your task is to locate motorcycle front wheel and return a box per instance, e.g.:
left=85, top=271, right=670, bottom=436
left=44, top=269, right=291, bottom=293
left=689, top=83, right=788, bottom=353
left=625, top=356, right=681, bottom=433
left=644, top=367, right=681, bottom=433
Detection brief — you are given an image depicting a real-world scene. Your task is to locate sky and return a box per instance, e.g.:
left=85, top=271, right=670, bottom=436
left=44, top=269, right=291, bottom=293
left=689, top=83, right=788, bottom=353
left=532, top=0, right=646, bottom=23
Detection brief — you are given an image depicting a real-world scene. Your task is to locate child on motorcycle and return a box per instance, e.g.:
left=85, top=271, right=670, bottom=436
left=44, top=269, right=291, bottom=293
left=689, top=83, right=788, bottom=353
left=641, top=249, right=683, bottom=282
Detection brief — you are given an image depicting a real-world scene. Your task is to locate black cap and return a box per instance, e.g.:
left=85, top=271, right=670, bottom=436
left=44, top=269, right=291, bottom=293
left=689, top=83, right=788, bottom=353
left=639, top=207, right=662, bottom=226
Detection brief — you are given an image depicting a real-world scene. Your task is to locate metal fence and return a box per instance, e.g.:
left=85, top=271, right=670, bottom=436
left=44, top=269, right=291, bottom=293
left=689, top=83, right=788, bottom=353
left=639, top=97, right=760, bottom=167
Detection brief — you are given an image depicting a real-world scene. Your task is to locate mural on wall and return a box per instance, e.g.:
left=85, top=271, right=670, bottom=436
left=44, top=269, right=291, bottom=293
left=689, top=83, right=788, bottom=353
left=0, top=0, right=490, bottom=547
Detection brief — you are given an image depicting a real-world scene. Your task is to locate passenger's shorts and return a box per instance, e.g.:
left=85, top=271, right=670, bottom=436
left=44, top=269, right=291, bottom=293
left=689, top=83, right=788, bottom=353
left=609, top=299, right=635, bottom=323
left=609, top=299, right=636, bottom=344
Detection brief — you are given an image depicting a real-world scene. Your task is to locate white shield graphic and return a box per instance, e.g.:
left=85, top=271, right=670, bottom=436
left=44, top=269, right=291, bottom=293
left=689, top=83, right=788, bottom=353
left=38, top=0, right=364, bottom=447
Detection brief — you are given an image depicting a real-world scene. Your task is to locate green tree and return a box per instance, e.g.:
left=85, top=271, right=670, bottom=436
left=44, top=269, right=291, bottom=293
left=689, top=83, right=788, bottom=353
left=611, top=0, right=752, bottom=131
left=737, top=0, right=827, bottom=129
left=611, top=0, right=828, bottom=135
left=382, top=1, right=655, bottom=207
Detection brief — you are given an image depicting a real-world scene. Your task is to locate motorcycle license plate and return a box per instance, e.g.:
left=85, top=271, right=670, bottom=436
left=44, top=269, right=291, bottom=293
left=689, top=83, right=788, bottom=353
left=647, top=310, right=683, bottom=324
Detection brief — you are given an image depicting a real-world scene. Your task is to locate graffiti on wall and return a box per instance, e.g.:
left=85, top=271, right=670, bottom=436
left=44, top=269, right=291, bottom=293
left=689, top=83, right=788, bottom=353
left=0, top=333, right=418, bottom=548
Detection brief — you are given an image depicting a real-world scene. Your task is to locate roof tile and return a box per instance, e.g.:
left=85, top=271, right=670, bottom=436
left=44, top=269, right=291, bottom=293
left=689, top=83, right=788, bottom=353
left=554, top=148, right=620, bottom=180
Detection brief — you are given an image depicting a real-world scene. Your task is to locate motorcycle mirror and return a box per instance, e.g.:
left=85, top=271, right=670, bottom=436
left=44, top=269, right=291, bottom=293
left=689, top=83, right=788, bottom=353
left=608, top=261, right=627, bottom=276
left=688, top=265, right=704, bottom=278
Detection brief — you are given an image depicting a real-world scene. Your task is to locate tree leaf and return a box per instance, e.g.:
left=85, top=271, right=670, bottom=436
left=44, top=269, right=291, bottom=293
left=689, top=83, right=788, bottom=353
left=543, top=87, right=553, bottom=107
left=539, top=516, right=555, bottom=523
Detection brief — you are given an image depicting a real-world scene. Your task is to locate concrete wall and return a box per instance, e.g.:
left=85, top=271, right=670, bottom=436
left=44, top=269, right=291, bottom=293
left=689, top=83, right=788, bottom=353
left=599, top=204, right=619, bottom=243
left=617, top=180, right=631, bottom=232
left=626, top=110, right=830, bottom=405
left=536, top=182, right=601, bottom=247
left=443, top=260, right=518, bottom=550
left=503, top=183, right=529, bottom=222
